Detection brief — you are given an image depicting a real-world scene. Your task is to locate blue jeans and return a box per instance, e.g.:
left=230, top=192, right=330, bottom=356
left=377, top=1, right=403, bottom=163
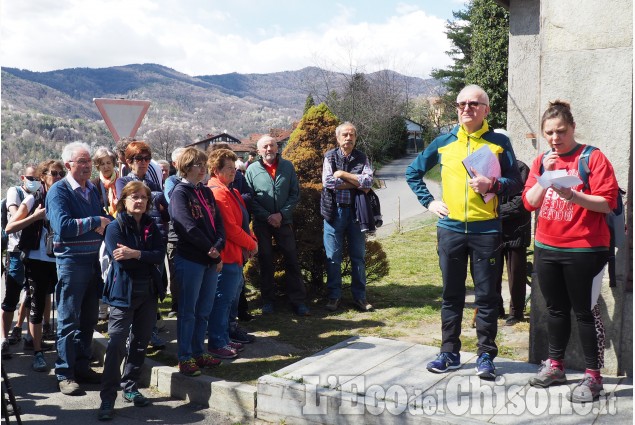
left=208, top=263, right=241, bottom=349
left=54, top=261, right=100, bottom=380
left=1, top=252, right=25, bottom=312
left=175, top=255, right=218, bottom=362
left=324, top=207, right=367, bottom=301
left=228, top=271, right=245, bottom=327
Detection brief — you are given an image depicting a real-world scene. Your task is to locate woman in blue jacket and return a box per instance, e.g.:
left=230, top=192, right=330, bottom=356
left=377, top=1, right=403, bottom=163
left=98, top=181, right=166, bottom=420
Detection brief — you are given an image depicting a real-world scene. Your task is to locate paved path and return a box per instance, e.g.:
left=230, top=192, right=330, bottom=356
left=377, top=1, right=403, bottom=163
left=374, top=153, right=440, bottom=236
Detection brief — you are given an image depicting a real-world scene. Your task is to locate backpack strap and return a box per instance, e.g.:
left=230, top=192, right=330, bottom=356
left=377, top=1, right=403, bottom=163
left=577, top=145, right=597, bottom=192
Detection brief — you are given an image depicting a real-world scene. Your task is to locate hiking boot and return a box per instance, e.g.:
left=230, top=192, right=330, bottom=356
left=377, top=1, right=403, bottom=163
left=76, top=368, right=102, bottom=384
left=24, top=338, right=54, bottom=351
left=528, top=359, right=567, bottom=387
left=262, top=303, right=274, bottom=314
left=42, top=322, right=56, bottom=340
left=58, top=378, right=81, bottom=395
left=97, top=400, right=114, bottom=421
left=352, top=298, right=374, bottom=312
left=208, top=345, right=238, bottom=359
left=8, top=326, right=22, bottom=344
left=229, top=325, right=255, bottom=344
left=568, top=374, right=604, bottom=403
left=32, top=352, right=49, bottom=372
left=427, top=352, right=461, bottom=373
left=475, top=353, right=496, bottom=380
left=229, top=341, right=244, bottom=352
left=149, top=331, right=166, bottom=349
left=1, top=340, right=11, bottom=359
left=122, top=390, right=150, bottom=407
left=195, top=353, right=222, bottom=368
left=325, top=298, right=340, bottom=311
left=179, top=358, right=201, bottom=377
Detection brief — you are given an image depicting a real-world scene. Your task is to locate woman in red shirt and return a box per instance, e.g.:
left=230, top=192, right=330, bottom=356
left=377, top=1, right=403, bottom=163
left=522, top=100, right=618, bottom=403
left=207, top=149, right=258, bottom=360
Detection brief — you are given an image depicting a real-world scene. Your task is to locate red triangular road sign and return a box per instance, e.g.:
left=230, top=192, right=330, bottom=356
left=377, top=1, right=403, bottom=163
left=94, top=98, right=151, bottom=141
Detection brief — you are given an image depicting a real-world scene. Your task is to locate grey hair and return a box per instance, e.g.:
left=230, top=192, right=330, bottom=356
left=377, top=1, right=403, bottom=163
left=257, top=135, right=275, bottom=149
left=61, top=142, right=91, bottom=163
left=457, top=84, right=490, bottom=105
left=171, top=147, right=186, bottom=163
left=335, top=122, right=357, bottom=137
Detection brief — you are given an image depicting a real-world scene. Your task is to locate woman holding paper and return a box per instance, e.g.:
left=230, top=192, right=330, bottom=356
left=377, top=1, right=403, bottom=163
left=522, top=100, right=618, bottom=403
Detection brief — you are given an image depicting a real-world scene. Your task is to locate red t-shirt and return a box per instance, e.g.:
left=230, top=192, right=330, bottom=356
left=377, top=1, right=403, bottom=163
left=263, top=159, right=277, bottom=181
left=522, top=144, right=618, bottom=249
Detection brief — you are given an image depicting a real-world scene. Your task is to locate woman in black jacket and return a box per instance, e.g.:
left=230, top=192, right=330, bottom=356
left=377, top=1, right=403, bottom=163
left=98, top=181, right=165, bottom=420
left=169, top=147, right=225, bottom=377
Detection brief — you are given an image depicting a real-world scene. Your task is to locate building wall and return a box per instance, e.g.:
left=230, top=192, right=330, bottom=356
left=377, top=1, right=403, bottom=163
left=508, top=0, right=633, bottom=375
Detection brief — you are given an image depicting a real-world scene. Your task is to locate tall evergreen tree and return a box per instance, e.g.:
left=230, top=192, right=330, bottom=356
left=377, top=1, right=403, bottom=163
left=431, top=0, right=509, bottom=129
left=465, top=0, right=509, bottom=128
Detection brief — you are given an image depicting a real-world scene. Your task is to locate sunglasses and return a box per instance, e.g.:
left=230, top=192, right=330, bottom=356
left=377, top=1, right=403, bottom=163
left=23, top=176, right=37, bottom=181
left=45, top=170, right=66, bottom=177
left=132, top=155, right=152, bottom=163
left=456, top=101, right=487, bottom=109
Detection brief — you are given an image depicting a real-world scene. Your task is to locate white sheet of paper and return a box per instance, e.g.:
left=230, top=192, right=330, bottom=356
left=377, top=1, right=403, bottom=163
left=537, top=170, right=583, bottom=189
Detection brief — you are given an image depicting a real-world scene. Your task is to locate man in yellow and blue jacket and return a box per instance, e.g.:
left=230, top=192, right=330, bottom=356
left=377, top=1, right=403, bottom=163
left=406, top=84, right=522, bottom=380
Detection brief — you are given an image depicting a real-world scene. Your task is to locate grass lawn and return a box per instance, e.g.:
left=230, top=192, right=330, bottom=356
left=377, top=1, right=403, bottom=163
left=145, top=213, right=531, bottom=385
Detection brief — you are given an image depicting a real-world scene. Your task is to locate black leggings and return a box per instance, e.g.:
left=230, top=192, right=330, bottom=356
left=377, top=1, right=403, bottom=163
left=535, top=247, right=608, bottom=370
left=24, top=259, right=57, bottom=325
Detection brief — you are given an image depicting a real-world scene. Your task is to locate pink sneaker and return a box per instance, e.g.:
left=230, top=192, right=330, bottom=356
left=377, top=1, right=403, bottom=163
left=208, top=345, right=238, bottom=359
left=195, top=353, right=222, bottom=368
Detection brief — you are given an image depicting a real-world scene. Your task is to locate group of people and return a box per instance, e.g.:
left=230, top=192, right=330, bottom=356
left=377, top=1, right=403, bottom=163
left=407, top=84, right=619, bottom=404
left=0, top=121, right=375, bottom=421
left=0, top=83, right=619, bottom=418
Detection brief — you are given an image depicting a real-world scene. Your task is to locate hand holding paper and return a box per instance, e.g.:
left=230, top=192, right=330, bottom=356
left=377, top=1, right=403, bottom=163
left=536, top=170, right=582, bottom=190
left=462, top=147, right=501, bottom=203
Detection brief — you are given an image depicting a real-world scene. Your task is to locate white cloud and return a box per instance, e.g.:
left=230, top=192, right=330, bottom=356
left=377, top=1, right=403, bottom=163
left=1, top=1, right=454, bottom=78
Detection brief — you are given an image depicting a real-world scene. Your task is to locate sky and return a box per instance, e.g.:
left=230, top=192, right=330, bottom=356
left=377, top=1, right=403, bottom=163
left=1, top=0, right=466, bottom=79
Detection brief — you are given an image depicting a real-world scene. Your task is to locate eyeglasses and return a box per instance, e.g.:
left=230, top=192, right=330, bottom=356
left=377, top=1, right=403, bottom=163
left=23, top=176, right=37, bottom=181
left=44, top=170, right=66, bottom=177
left=456, top=101, right=487, bottom=109
left=69, top=159, right=91, bottom=165
left=126, top=195, right=148, bottom=202
left=132, top=155, right=152, bottom=163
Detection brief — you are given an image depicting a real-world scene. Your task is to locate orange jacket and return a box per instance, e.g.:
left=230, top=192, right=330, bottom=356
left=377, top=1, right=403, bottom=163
left=208, top=177, right=257, bottom=264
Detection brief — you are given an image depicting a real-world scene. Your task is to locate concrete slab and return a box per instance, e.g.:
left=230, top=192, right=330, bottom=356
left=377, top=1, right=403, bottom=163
left=256, top=336, right=633, bottom=425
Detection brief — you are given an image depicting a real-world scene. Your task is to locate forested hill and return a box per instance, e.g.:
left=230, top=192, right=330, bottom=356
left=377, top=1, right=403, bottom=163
left=1, top=63, right=441, bottom=195
left=2, top=63, right=440, bottom=134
